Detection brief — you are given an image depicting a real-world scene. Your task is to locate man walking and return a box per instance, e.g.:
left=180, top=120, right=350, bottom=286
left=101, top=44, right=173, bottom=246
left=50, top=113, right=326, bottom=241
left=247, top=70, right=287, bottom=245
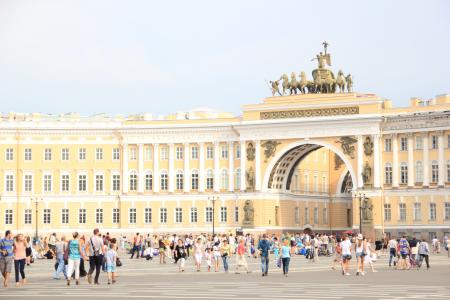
left=388, top=236, right=398, bottom=267
left=53, top=236, right=67, bottom=280
left=86, top=228, right=104, bottom=285
left=0, top=230, right=14, bottom=287
left=130, top=233, right=140, bottom=259
left=257, top=234, right=271, bottom=276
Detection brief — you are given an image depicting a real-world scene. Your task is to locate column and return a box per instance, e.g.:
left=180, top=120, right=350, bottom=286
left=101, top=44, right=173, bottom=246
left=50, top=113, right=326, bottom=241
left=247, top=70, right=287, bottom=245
left=169, top=143, right=175, bottom=192
left=357, top=135, right=364, bottom=188
left=199, top=143, right=205, bottom=192
left=138, top=144, right=144, bottom=193
left=407, top=134, right=414, bottom=187
left=373, top=134, right=381, bottom=189
left=438, top=132, right=445, bottom=187
left=228, top=142, right=234, bottom=192
left=392, top=134, right=399, bottom=188
left=153, top=144, right=159, bottom=193
left=122, top=143, right=128, bottom=193
left=214, top=142, right=220, bottom=192
left=255, top=140, right=261, bottom=191
left=240, top=140, right=247, bottom=191
left=183, top=143, right=190, bottom=193
left=423, top=134, right=429, bottom=187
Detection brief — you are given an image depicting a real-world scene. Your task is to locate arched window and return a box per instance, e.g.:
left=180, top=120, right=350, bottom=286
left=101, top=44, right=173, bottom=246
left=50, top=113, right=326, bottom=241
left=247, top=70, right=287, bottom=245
left=129, top=171, right=137, bottom=191
left=206, top=169, right=214, bottom=189
left=191, top=169, right=199, bottom=190
left=176, top=170, right=183, bottom=190
left=235, top=168, right=241, bottom=190
left=385, top=163, right=392, bottom=184
left=415, top=161, right=423, bottom=183
left=220, top=169, right=228, bottom=190
left=160, top=170, right=168, bottom=191
left=145, top=171, right=153, bottom=191
left=400, top=162, right=408, bottom=184
left=431, top=160, right=439, bottom=183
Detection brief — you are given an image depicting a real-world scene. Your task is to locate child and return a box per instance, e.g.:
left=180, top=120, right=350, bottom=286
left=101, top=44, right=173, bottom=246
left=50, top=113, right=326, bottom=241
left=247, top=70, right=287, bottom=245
left=212, top=242, right=221, bottom=272
left=106, top=238, right=117, bottom=284
left=272, top=237, right=280, bottom=266
left=205, top=248, right=212, bottom=272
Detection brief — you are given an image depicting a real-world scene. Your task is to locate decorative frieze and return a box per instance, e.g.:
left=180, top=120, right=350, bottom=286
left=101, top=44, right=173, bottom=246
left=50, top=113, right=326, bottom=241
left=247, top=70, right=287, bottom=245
left=260, top=106, right=359, bottom=120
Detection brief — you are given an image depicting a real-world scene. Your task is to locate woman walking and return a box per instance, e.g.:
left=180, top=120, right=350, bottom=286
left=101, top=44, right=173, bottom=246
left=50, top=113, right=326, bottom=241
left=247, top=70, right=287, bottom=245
left=212, top=241, right=221, bottom=272
left=340, top=235, right=352, bottom=276
left=174, top=239, right=187, bottom=272
left=66, top=232, right=85, bottom=286
left=281, top=239, right=291, bottom=277
left=220, top=239, right=231, bottom=273
left=364, top=238, right=377, bottom=272
left=355, top=234, right=366, bottom=276
left=13, top=234, right=27, bottom=287
left=193, top=238, right=203, bottom=272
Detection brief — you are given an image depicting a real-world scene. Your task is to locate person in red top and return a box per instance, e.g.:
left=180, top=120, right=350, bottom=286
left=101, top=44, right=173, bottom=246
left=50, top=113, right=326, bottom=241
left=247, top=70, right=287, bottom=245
left=235, top=238, right=251, bottom=274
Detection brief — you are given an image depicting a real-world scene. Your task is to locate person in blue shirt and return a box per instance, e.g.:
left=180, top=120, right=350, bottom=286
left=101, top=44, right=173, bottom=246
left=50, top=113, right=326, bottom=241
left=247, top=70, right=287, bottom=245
left=281, top=239, right=292, bottom=277
left=0, top=230, right=14, bottom=287
left=257, top=234, right=271, bottom=276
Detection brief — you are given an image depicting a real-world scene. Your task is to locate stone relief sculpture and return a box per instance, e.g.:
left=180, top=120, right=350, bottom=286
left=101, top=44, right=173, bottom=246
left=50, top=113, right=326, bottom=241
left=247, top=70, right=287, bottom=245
left=336, top=136, right=357, bottom=159
left=362, top=161, right=372, bottom=184
left=246, top=167, right=255, bottom=191
left=363, top=136, right=374, bottom=156
left=261, top=140, right=281, bottom=162
left=361, top=197, right=373, bottom=221
left=334, top=153, right=344, bottom=170
left=246, top=142, right=255, bottom=161
left=243, top=200, right=254, bottom=225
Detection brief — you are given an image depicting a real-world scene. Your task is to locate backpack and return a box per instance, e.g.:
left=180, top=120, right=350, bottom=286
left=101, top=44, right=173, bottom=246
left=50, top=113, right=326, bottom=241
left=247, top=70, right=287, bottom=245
left=90, top=238, right=100, bottom=256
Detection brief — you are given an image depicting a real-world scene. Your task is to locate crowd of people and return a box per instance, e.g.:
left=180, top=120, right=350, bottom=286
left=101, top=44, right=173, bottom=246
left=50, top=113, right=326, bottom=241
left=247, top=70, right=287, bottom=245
left=1, top=229, right=449, bottom=288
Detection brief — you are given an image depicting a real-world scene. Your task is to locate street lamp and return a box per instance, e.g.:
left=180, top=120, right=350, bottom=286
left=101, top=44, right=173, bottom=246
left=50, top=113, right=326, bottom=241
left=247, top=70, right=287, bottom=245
left=353, top=192, right=365, bottom=234
left=208, top=196, right=219, bottom=236
left=31, top=197, right=42, bottom=244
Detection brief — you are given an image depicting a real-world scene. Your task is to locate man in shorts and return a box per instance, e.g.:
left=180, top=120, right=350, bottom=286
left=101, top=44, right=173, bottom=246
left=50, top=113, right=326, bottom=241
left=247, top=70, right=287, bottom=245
left=0, top=230, right=14, bottom=287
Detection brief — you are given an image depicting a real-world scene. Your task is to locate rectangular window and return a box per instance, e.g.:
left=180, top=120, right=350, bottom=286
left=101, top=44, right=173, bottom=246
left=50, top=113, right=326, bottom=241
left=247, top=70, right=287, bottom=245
left=190, top=207, right=198, bottom=223
left=24, top=174, right=33, bottom=192
left=400, top=137, right=408, bottom=151
left=129, top=147, right=137, bottom=160
left=322, top=176, right=327, bottom=193
left=145, top=173, right=153, bottom=191
left=61, top=148, right=69, bottom=161
left=78, top=175, right=87, bottom=192
left=400, top=164, right=408, bottom=184
left=175, top=207, right=183, bottom=223
left=44, top=148, right=52, bottom=161
left=236, top=144, right=241, bottom=159
left=160, top=173, right=168, bottom=190
left=144, top=146, right=152, bottom=161
left=112, top=175, right=120, bottom=192
left=431, top=163, right=439, bottom=183
left=96, top=208, right=103, bottom=224
left=220, top=207, right=227, bottom=223
left=6, top=148, right=13, bottom=161
left=221, top=145, right=228, bottom=159
left=79, top=148, right=86, bottom=160
left=112, top=208, right=120, bottom=224
left=113, top=148, right=120, bottom=160
left=145, top=208, right=152, bottom=224
left=129, top=173, right=137, bottom=191
left=384, top=204, right=391, bottom=221
left=129, top=208, right=137, bottom=224
left=6, top=174, right=14, bottom=192
left=61, top=174, right=70, bottom=192
left=160, top=147, right=168, bottom=160
left=43, top=174, right=52, bottom=192
left=24, top=209, right=32, bottom=225
left=384, top=138, right=392, bottom=152
left=24, top=148, right=32, bottom=161
left=206, top=146, right=214, bottom=159
left=323, top=208, right=328, bottom=224
left=160, top=208, right=167, bottom=224
left=96, top=148, right=103, bottom=160
left=176, top=146, right=183, bottom=160
left=413, top=203, right=421, bottom=221
left=313, top=207, right=318, bottom=224
left=304, top=207, right=309, bottom=224
left=399, top=203, right=406, bottom=221
left=445, top=203, right=450, bottom=221
left=95, top=174, right=104, bottom=192
left=191, top=172, right=199, bottom=190
left=43, top=209, right=51, bottom=224
left=176, top=173, right=183, bottom=190
left=385, top=164, right=393, bottom=184
left=415, top=136, right=423, bottom=150
left=313, top=175, right=318, bottom=192
left=448, top=135, right=450, bottom=148
left=429, top=203, right=436, bottom=221
left=5, top=209, right=13, bottom=225
left=295, top=207, right=300, bottom=224
left=205, top=207, right=213, bottom=223
left=61, top=209, right=69, bottom=224
left=79, top=209, right=86, bottom=224
left=191, top=146, right=198, bottom=160
left=431, top=135, right=438, bottom=149
left=234, top=206, right=239, bottom=223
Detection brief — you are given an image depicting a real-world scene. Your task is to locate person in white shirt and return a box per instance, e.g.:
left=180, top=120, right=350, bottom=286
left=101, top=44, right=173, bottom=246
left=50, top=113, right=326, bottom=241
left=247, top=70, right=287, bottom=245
left=388, top=237, right=398, bottom=267
left=340, top=235, right=352, bottom=276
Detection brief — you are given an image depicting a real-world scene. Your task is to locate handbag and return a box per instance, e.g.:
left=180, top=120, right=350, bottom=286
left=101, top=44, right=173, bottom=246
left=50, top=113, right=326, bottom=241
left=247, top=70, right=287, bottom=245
left=63, top=241, right=70, bottom=261
left=276, top=257, right=282, bottom=268
left=116, top=257, right=122, bottom=267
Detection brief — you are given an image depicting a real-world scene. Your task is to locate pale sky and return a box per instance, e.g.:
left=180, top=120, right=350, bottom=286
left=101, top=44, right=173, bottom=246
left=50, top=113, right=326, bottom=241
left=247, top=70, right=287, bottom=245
left=0, top=0, right=449, bottom=117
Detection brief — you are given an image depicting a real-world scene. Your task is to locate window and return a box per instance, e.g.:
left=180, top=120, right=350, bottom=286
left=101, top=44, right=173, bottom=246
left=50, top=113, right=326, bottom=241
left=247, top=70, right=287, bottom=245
left=313, top=207, right=318, bottom=224
left=295, top=207, right=300, bottom=224
left=144, top=146, right=152, bottom=161
left=322, top=176, right=327, bottom=193
left=78, top=175, right=87, bottom=192
left=190, top=207, right=198, bottom=223
left=43, top=174, right=52, bottom=192
left=95, top=174, right=104, bottom=192
left=160, top=208, right=167, bottom=223
left=176, top=146, right=183, bottom=160
left=448, top=135, right=450, bottom=148
left=79, top=209, right=86, bottom=224
left=6, top=148, right=13, bottom=161
left=221, top=145, right=228, bottom=159
left=400, top=162, right=408, bottom=184
left=385, top=163, right=392, bottom=184
left=112, top=208, right=120, bottom=224
left=413, top=203, right=421, bottom=221
left=24, top=209, right=32, bottom=225
left=175, top=208, right=183, bottom=223
left=304, top=207, right=309, bottom=224
left=96, top=208, right=103, bottom=224
left=400, top=137, right=407, bottom=151
left=431, top=161, right=439, bottom=183
left=129, top=172, right=137, bottom=191
left=96, top=148, right=103, bottom=160
left=145, top=172, right=153, bottom=191
left=5, top=210, right=13, bottom=225
left=220, top=169, right=228, bottom=190
left=206, top=169, right=214, bottom=189
left=160, top=146, right=168, bottom=160
left=176, top=171, right=183, bottom=190
left=61, top=148, right=69, bottom=161
left=429, top=203, right=436, bottom=221
left=129, top=208, right=137, bottom=224
left=206, top=146, right=214, bottom=159
left=431, top=135, right=438, bottom=149
left=24, top=148, right=32, bottom=161
left=112, top=175, right=120, bottom=192
left=191, top=170, right=199, bottom=190
left=24, top=174, right=32, bottom=192
left=304, top=174, right=309, bottom=192
left=448, top=160, right=450, bottom=182
left=61, top=209, right=69, bottom=224
left=234, top=206, right=239, bottom=223
left=6, top=174, right=14, bottom=192
left=384, top=138, right=392, bottom=152
left=445, top=203, right=450, bottom=220
left=399, top=203, right=406, bottom=221
left=384, top=204, right=391, bottom=221
left=129, top=147, right=137, bottom=160
left=236, top=144, right=241, bottom=159
left=61, top=174, right=69, bottom=192
left=415, top=136, right=423, bottom=150
left=205, top=207, right=213, bottom=223
left=113, top=148, right=120, bottom=160
left=145, top=208, right=152, bottom=223
left=415, top=161, right=423, bottom=183
left=160, top=171, right=168, bottom=191
left=191, top=146, right=198, bottom=160
left=323, top=208, right=328, bottom=224
left=44, top=148, right=52, bottom=161
left=79, top=148, right=86, bottom=160
left=313, top=175, right=318, bottom=192
left=235, top=168, right=241, bottom=190
left=220, top=207, right=227, bottom=223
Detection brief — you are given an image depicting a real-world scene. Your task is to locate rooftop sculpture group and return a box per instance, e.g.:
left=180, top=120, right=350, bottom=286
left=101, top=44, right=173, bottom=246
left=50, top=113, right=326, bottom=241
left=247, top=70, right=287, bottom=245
left=269, top=42, right=353, bottom=96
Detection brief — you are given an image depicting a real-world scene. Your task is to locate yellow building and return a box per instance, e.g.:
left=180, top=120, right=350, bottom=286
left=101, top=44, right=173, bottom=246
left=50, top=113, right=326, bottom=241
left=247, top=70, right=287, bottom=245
left=0, top=92, right=449, bottom=240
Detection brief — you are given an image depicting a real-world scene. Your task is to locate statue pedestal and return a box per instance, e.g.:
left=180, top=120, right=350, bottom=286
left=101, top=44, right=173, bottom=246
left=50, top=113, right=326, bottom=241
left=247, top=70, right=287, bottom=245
left=361, top=221, right=375, bottom=241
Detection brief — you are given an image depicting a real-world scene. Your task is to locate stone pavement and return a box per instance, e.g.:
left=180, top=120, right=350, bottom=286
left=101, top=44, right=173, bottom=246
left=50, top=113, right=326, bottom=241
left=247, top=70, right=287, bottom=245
left=0, top=252, right=449, bottom=299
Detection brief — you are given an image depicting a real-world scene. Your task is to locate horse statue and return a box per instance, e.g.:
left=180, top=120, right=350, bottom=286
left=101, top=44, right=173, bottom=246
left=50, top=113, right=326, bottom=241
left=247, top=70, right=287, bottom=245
left=346, top=74, right=353, bottom=93
left=298, top=72, right=308, bottom=94
left=323, top=77, right=335, bottom=93
left=335, top=70, right=346, bottom=93
left=314, top=73, right=324, bottom=93
left=280, top=74, right=290, bottom=96
left=289, top=72, right=299, bottom=95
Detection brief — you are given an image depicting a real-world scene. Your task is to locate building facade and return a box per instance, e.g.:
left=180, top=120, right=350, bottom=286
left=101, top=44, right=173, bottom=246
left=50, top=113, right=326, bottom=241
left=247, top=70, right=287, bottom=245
left=0, top=93, right=449, bottom=240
